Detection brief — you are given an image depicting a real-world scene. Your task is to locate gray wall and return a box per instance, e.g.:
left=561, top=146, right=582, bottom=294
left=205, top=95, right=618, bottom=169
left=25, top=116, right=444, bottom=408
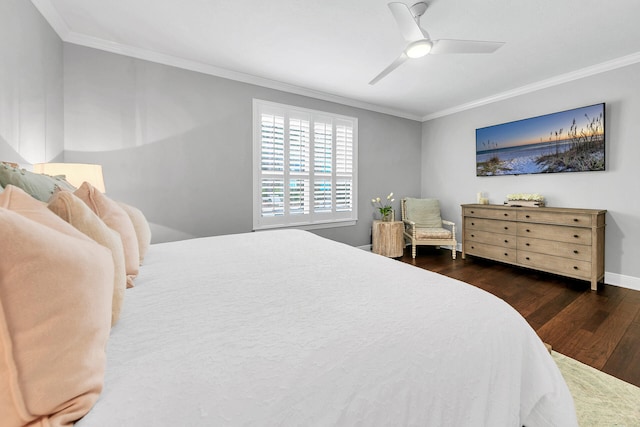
left=421, top=63, right=640, bottom=286
left=11, top=1, right=637, bottom=286
left=63, top=44, right=422, bottom=246
left=0, top=0, right=63, bottom=164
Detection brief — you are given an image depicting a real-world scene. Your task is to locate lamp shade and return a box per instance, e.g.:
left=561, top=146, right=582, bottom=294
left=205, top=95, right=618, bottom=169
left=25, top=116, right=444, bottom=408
left=33, top=163, right=106, bottom=193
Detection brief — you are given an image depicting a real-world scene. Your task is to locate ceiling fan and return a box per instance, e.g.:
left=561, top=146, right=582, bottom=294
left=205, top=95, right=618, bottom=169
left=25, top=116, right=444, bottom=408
left=369, top=2, right=505, bottom=85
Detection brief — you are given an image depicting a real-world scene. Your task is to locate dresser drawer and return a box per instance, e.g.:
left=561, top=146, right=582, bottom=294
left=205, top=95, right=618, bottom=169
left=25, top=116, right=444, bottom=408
left=465, top=217, right=517, bottom=235
left=516, top=223, right=592, bottom=245
left=465, top=229, right=516, bottom=248
left=517, top=237, right=591, bottom=261
left=517, top=251, right=591, bottom=280
left=463, top=207, right=516, bottom=221
left=516, top=210, right=592, bottom=227
left=465, top=241, right=516, bottom=263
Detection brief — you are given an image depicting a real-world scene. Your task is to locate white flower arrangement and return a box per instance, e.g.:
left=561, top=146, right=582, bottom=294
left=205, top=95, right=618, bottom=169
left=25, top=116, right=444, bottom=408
left=371, top=192, right=395, bottom=218
left=506, top=193, right=545, bottom=202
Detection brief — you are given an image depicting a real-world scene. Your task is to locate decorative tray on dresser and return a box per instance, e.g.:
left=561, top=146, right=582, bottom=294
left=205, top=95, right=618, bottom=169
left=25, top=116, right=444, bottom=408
left=461, top=204, right=606, bottom=290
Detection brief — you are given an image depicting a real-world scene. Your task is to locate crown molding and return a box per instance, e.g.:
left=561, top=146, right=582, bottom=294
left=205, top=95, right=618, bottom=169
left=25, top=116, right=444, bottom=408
left=30, top=1, right=421, bottom=121
left=30, top=0, right=640, bottom=124
left=421, top=51, right=640, bottom=121
left=62, top=31, right=423, bottom=121
left=31, top=0, right=70, bottom=39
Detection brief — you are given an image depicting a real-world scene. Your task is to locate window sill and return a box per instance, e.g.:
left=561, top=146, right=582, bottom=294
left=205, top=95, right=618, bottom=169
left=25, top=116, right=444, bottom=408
left=253, top=219, right=356, bottom=232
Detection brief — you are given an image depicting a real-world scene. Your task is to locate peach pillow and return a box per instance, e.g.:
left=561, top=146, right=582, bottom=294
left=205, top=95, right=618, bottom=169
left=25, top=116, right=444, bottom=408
left=117, top=201, right=152, bottom=264
left=0, top=185, right=90, bottom=242
left=0, top=208, right=113, bottom=425
left=74, top=182, right=140, bottom=283
left=48, top=191, right=127, bottom=326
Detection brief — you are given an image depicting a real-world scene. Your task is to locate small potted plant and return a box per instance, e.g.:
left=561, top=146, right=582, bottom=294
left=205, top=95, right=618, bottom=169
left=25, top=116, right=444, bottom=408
left=372, top=192, right=395, bottom=221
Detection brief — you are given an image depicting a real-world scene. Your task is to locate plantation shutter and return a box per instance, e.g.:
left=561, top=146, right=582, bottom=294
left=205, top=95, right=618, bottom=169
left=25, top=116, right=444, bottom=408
left=259, top=113, right=285, bottom=217
left=335, top=121, right=354, bottom=212
left=253, top=100, right=357, bottom=230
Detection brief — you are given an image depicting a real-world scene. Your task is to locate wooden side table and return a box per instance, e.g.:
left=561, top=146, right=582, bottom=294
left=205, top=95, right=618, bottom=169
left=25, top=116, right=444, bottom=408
left=372, top=220, right=404, bottom=258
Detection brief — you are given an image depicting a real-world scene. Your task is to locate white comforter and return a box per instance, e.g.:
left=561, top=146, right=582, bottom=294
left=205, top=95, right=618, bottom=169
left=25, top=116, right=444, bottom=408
left=77, top=230, right=577, bottom=426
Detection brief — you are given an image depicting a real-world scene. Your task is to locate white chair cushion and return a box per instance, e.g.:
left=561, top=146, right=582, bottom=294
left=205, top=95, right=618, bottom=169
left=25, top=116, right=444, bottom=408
left=415, top=227, right=452, bottom=239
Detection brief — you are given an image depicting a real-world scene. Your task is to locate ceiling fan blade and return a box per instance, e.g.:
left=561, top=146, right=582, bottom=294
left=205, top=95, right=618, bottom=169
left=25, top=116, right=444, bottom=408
left=430, top=39, right=505, bottom=54
left=369, top=53, right=409, bottom=85
left=388, top=2, right=425, bottom=42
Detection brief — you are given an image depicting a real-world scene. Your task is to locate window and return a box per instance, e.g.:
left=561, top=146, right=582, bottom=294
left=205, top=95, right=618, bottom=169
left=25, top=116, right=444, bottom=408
left=253, top=99, right=358, bottom=230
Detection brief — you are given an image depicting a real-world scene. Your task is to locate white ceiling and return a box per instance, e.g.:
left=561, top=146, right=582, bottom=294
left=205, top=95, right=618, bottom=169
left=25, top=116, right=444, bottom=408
left=32, top=0, right=640, bottom=121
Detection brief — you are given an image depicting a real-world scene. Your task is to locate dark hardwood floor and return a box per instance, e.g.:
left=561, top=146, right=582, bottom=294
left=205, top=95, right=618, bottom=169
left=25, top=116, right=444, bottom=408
left=398, top=247, right=640, bottom=388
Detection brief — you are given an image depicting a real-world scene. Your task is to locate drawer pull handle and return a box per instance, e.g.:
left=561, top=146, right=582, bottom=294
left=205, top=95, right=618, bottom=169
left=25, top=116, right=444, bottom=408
left=504, top=239, right=508, bottom=243
left=470, top=210, right=475, bottom=214
left=526, top=229, right=530, bottom=232
left=471, top=246, right=475, bottom=249
left=471, top=234, right=475, bottom=237
left=504, top=213, right=508, bottom=216
left=573, top=266, right=579, bottom=270
left=472, top=222, right=475, bottom=226
left=573, top=218, right=579, bottom=222
left=525, top=214, right=530, bottom=218
left=526, top=243, right=530, bottom=246
left=525, top=257, right=530, bottom=260
left=573, top=250, right=579, bottom=254
left=504, top=253, right=508, bottom=256
left=573, top=234, right=579, bottom=238
left=504, top=226, right=509, bottom=230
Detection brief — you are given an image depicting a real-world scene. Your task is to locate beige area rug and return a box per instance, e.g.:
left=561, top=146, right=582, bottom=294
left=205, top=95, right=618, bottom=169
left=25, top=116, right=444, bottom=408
left=552, top=351, right=640, bottom=426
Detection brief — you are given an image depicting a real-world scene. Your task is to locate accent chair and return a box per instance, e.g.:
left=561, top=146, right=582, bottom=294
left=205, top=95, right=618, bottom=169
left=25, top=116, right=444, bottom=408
left=401, top=198, right=457, bottom=259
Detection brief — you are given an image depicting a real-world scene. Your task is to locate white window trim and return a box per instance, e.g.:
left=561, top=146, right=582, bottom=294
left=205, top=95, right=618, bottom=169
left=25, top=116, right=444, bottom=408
left=252, top=99, right=358, bottom=231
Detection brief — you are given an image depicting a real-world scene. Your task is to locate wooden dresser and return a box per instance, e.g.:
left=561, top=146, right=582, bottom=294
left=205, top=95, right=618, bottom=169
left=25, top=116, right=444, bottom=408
left=461, top=204, right=606, bottom=290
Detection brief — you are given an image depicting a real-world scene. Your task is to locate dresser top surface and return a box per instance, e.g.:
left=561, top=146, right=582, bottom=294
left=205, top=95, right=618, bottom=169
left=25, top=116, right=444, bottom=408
left=461, top=204, right=606, bottom=215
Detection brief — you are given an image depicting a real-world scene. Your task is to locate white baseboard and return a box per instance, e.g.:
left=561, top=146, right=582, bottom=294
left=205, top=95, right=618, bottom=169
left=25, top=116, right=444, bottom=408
left=358, top=244, right=372, bottom=251
left=605, top=272, right=640, bottom=291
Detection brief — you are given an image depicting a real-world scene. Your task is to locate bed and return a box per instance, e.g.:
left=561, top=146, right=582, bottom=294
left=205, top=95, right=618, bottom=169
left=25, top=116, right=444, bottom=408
left=70, top=229, right=576, bottom=426
left=0, top=176, right=576, bottom=425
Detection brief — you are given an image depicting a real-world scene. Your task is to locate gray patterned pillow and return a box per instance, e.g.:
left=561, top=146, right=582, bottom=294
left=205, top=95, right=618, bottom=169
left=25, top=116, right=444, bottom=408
left=0, top=163, right=75, bottom=201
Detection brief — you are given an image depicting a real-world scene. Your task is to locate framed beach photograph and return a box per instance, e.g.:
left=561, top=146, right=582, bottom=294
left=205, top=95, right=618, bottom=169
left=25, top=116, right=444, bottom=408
left=476, top=103, right=605, bottom=176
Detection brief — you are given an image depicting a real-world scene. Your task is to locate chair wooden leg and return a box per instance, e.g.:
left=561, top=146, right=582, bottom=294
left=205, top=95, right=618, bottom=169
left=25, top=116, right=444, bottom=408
left=412, top=243, right=416, bottom=258
left=451, top=247, right=456, bottom=259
